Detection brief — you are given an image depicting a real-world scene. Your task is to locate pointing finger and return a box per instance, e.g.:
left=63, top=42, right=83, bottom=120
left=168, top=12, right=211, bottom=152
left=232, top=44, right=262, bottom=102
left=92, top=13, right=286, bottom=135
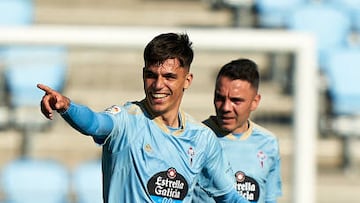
left=37, top=83, right=54, bottom=95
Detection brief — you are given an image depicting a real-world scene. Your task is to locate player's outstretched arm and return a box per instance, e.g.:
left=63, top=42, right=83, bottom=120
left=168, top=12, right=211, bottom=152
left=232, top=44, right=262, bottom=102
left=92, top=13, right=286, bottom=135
left=37, top=83, right=113, bottom=141
left=37, top=83, right=70, bottom=120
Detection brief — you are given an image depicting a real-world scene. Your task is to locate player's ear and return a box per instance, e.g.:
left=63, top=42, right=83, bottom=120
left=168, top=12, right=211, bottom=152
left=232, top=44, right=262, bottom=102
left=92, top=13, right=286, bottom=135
left=183, top=73, right=193, bottom=90
left=251, top=94, right=261, bottom=111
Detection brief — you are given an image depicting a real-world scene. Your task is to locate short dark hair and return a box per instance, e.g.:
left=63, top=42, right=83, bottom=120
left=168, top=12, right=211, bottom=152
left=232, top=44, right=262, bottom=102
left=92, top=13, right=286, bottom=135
left=216, top=58, right=260, bottom=91
left=143, top=33, right=194, bottom=69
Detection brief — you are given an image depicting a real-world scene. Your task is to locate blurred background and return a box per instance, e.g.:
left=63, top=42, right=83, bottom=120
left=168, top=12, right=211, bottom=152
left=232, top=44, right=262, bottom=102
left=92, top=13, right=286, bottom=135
left=0, top=0, right=360, bottom=202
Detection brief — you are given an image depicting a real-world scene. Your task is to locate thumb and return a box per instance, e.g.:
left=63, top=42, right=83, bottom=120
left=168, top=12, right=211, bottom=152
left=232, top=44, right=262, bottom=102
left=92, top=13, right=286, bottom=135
left=54, top=94, right=70, bottom=113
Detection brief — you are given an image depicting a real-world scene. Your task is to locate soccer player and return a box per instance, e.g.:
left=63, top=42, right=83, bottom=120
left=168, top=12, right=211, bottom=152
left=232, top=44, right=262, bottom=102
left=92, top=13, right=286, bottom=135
left=37, top=33, right=249, bottom=203
left=193, top=59, right=282, bottom=203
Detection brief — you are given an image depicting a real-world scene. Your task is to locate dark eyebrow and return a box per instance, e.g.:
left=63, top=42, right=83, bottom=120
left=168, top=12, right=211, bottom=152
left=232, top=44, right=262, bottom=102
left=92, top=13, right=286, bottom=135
left=230, top=97, right=244, bottom=102
left=163, top=72, right=177, bottom=78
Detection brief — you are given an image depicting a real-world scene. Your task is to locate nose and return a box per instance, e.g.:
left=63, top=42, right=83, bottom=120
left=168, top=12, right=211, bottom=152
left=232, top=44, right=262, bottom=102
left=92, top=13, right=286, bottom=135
left=221, top=99, right=232, bottom=112
left=153, top=76, right=165, bottom=89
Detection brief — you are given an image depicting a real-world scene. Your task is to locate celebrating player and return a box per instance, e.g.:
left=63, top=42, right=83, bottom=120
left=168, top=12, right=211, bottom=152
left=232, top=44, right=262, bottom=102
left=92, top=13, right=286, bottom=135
left=37, top=33, right=249, bottom=203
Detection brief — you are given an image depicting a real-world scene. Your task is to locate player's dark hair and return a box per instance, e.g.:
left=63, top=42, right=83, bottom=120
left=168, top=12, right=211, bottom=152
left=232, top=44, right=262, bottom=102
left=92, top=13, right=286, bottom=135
left=143, top=33, right=194, bottom=70
left=216, top=58, right=260, bottom=91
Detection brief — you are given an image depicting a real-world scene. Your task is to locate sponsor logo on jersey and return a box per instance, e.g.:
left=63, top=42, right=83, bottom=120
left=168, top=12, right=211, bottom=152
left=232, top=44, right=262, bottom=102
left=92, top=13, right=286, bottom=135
left=147, top=167, right=189, bottom=203
left=105, top=105, right=121, bottom=115
left=235, top=171, right=260, bottom=201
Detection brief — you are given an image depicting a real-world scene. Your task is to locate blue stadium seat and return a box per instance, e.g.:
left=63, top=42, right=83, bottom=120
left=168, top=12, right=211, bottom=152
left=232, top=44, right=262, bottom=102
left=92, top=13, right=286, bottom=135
left=0, top=0, right=34, bottom=129
left=72, top=159, right=103, bottom=203
left=1, top=158, right=70, bottom=203
left=3, top=46, right=67, bottom=108
left=354, top=12, right=360, bottom=33
left=287, top=2, right=351, bottom=69
left=0, top=0, right=68, bottom=156
left=328, top=0, right=360, bottom=32
left=255, top=0, right=306, bottom=28
left=323, top=47, right=360, bottom=170
left=254, top=0, right=307, bottom=94
left=2, top=45, right=68, bottom=156
left=0, top=0, right=33, bottom=25
left=325, top=48, right=360, bottom=116
left=0, top=0, right=67, bottom=109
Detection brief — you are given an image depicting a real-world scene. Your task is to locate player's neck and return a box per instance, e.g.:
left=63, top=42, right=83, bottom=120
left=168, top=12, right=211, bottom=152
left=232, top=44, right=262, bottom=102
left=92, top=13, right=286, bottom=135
left=159, top=111, right=180, bottom=128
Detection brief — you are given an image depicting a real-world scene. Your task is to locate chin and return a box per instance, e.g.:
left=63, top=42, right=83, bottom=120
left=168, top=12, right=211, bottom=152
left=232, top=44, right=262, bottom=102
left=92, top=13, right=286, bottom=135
left=219, top=124, right=232, bottom=132
left=150, top=106, right=166, bottom=115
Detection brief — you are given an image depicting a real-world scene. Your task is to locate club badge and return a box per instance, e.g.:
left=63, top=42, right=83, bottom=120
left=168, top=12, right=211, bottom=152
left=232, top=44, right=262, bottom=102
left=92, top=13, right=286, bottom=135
left=257, top=150, right=267, bottom=168
left=187, top=147, right=195, bottom=166
left=105, top=105, right=121, bottom=115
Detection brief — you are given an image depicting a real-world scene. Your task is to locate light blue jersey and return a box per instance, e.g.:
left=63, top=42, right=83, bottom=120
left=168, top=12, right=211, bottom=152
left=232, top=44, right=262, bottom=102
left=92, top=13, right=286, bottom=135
left=193, top=116, right=282, bottom=203
left=64, top=100, right=239, bottom=203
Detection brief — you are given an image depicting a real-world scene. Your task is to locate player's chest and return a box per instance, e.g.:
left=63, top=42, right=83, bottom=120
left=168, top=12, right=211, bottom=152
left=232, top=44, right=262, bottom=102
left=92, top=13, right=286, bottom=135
left=221, top=141, right=274, bottom=175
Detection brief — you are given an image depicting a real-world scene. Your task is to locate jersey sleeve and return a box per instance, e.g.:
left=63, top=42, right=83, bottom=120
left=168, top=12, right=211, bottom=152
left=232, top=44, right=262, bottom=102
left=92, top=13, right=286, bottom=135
left=197, top=130, right=234, bottom=198
left=61, top=102, right=114, bottom=144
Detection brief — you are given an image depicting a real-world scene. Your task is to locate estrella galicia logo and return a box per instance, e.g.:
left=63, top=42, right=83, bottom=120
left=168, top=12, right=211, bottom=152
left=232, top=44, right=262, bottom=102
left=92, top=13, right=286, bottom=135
left=235, top=171, right=260, bottom=202
left=147, top=167, right=189, bottom=203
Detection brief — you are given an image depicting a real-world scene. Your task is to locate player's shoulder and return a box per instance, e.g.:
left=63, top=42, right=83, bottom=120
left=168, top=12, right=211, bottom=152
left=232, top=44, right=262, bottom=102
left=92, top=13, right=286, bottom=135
left=104, top=101, right=144, bottom=116
left=183, top=111, right=206, bottom=128
left=250, top=121, right=278, bottom=141
left=183, top=112, right=215, bottom=135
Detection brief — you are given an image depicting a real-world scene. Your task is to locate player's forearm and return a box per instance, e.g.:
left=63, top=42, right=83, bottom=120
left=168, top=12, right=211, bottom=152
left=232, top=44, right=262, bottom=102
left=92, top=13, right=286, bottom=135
left=61, top=102, right=113, bottom=138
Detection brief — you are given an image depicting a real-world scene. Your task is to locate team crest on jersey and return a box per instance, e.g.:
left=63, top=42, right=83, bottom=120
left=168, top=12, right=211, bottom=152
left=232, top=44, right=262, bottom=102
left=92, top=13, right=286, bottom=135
left=147, top=167, right=188, bottom=203
left=187, top=147, right=195, bottom=166
left=235, top=171, right=260, bottom=202
left=257, top=150, right=267, bottom=168
left=105, top=105, right=121, bottom=115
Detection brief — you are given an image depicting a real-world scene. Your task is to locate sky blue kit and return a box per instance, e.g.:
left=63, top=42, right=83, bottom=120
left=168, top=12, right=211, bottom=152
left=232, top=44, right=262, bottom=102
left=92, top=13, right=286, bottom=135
left=60, top=101, right=250, bottom=203
left=193, top=116, right=282, bottom=203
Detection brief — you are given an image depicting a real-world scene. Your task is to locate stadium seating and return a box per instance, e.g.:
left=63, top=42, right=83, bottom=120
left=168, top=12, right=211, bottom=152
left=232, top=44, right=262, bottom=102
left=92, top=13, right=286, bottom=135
left=4, top=46, right=67, bottom=108
left=325, top=48, right=360, bottom=119
left=1, top=158, right=70, bottom=203
left=0, top=0, right=34, bottom=128
left=255, top=0, right=307, bottom=28
left=0, top=0, right=33, bottom=25
left=328, top=0, right=360, bottom=31
left=253, top=0, right=308, bottom=95
left=286, top=2, right=351, bottom=69
left=0, top=0, right=68, bottom=156
left=72, top=159, right=103, bottom=203
left=329, top=0, right=360, bottom=47
left=2, top=44, right=68, bottom=155
left=323, top=47, right=360, bottom=170
left=202, top=0, right=255, bottom=27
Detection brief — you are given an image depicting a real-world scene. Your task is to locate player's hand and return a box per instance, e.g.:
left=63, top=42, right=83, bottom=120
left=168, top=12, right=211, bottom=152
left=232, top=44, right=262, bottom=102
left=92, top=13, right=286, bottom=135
left=37, top=83, right=70, bottom=120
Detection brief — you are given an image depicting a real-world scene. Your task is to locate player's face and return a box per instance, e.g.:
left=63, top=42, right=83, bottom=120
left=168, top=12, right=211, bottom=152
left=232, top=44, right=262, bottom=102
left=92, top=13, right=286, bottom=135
left=143, top=58, right=193, bottom=119
left=214, top=76, right=260, bottom=134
